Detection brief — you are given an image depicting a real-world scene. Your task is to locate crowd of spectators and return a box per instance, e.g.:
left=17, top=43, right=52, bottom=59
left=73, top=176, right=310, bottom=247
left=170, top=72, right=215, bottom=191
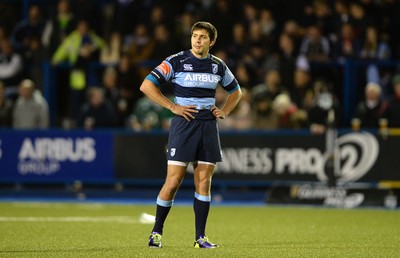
left=1, top=0, right=400, bottom=131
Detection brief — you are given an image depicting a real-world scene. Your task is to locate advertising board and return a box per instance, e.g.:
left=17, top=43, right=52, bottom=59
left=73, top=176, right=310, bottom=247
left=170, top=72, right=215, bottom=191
left=0, top=130, right=114, bottom=182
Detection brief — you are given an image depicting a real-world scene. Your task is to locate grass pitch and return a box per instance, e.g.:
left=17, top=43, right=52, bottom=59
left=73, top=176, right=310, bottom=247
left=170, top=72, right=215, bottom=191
left=0, top=202, right=399, bottom=257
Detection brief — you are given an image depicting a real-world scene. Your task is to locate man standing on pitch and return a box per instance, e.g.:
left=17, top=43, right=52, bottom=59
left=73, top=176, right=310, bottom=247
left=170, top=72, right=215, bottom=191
left=140, top=21, right=242, bottom=248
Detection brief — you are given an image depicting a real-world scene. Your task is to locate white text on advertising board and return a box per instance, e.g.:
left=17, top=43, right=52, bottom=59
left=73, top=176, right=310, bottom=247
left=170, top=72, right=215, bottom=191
left=217, top=132, right=379, bottom=183
left=18, top=137, right=96, bottom=175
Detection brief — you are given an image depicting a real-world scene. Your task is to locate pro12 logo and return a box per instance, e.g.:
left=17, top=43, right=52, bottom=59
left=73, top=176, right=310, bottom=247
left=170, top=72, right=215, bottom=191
left=317, top=132, right=379, bottom=183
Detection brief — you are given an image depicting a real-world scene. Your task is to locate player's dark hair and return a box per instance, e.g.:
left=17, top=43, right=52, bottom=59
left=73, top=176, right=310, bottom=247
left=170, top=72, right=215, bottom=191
left=191, top=21, right=217, bottom=42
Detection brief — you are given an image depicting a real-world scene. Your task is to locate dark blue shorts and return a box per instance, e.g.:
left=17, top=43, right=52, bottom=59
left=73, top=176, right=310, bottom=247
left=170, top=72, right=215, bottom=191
left=167, top=115, right=222, bottom=163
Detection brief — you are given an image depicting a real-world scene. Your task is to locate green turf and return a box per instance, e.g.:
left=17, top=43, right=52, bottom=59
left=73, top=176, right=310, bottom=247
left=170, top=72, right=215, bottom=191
left=0, top=202, right=399, bottom=257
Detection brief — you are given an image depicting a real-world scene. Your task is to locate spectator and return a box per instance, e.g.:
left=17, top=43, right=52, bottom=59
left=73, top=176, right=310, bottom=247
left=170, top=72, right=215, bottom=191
left=22, top=36, right=49, bottom=92
left=359, top=26, right=391, bottom=60
left=308, top=81, right=341, bottom=134
left=245, top=21, right=272, bottom=79
left=0, top=39, right=24, bottom=88
left=0, top=26, right=8, bottom=44
left=124, top=23, right=155, bottom=79
left=12, top=79, right=49, bottom=129
left=52, top=20, right=105, bottom=66
left=277, top=33, right=298, bottom=89
left=174, top=12, right=195, bottom=50
left=44, top=0, right=77, bottom=54
left=247, top=20, right=265, bottom=48
left=383, top=0, right=400, bottom=59
left=383, top=75, right=400, bottom=128
left=333, top=23, right=360, bottom=60
left=0, top=5, right=20, bottom=36
left=348, top=2, right=374, bottom=40
left=77, top=87, right=117, bottom=130
left=71, top=0, right=101, bottom=34
left=107, top=0, right=139, bottom=37
left=252, top=69, right=284, bottom=101
left=227, top=22, right=248, bottom=62
left=259, top=9, right=276, bottom=40
left=115, top=54, right=142, bottom=107
left=128, top=95, right=174, bottom=132
left=332, top=0, right=350, bottom=36
left=289, top=68, right=314, bottom=111
left=252, top=90, right=279, bottom=129
left=358, top=26, right=391, bottom=95
left=147, top=5, right=170, bottom=29
left=354, top=82, right=387, bottom=128
left=100, top=31, right=122, bottom=65
left=309, top=0, right=335, bottom=38
left=102, top=66, right=131, bottom=127
left=241, top=3, right=258, bottom=28
left=299, top=24, right=331, bottom=62
left=281, top=20, right=304, bottom=53
left=272, top=93, right=304, bottom=129
left=10, top=4, right=48, bottom=52
left=298, top=1, right=314, bottom=28
left=52, top=19, right=106, bottom=120
left=359, top=0, right=381, bottom=28
left=0, top=81, right=13, bottom=127
left=218, top=87, right=252, bottom=131
left=152, top=24, right=177, bottom=63
left=213, top=49, right=235, bottom=71
left=205, top=0, right=235, bottom=48
left=234, top=62, right=253, bottom=89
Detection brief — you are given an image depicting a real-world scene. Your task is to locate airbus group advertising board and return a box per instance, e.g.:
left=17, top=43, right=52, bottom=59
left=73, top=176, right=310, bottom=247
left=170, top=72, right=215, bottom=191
left=0, top=130, right=114, bottom=182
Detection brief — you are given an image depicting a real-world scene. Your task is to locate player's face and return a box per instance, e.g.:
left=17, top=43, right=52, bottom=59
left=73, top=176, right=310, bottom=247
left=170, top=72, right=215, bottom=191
left=191, top=29, right=213, bottom=58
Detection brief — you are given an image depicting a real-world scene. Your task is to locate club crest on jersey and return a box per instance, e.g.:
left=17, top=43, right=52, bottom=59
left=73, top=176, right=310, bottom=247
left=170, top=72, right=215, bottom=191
left=170, top=148, right=176, bottom=157
left=183, top=64, right=193, bottom=71
left=212, top=64, right=218, bottom=74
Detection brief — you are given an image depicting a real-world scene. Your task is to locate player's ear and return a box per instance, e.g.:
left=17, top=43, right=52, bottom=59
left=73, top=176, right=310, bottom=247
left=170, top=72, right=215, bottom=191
left=210, top=40, right=215, bottom=48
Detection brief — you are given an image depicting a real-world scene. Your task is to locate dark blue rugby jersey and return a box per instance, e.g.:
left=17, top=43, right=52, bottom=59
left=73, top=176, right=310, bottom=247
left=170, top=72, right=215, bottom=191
left=145, top=50, right=240, bottom=110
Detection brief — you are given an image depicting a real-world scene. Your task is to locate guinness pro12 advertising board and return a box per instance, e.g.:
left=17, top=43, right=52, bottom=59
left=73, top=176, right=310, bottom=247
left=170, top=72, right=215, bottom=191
left=114, top=131, right=400, bottom=183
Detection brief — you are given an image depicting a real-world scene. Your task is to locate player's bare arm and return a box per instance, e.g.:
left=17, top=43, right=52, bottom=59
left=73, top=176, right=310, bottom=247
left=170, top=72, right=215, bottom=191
left=211, top=88, right=242, bottom=119
left=140, top=79, right=198, bottom=121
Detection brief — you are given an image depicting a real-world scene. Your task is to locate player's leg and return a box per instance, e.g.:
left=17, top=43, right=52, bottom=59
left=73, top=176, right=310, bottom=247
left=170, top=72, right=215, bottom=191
left=193, top=161, right=218, bottom=248
left=159, top=161, right=188, bottom=200
left=149, top=162, right=187, bottom=247
left=193, top=161, right=215, bottom=196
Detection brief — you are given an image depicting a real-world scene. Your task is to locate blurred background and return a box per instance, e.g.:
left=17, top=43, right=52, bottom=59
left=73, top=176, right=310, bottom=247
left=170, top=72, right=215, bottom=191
left=0, top=0, right=399, bottom=208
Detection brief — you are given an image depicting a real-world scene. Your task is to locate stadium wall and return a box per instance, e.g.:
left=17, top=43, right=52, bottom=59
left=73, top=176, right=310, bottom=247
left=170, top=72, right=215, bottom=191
left=1, top=129, right=400, bottom=184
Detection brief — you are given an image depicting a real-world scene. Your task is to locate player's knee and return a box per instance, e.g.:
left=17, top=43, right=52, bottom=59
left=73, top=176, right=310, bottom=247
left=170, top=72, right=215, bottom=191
left=196, top=178, right=212, bottom=193
left=164, top=179, right=182, bottom=193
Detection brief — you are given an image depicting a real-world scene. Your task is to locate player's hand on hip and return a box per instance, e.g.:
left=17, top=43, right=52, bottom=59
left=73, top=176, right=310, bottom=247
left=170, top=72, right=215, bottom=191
left=171, top=104, right=198, bottom=121
left=211, top=106, right=226, bottom=119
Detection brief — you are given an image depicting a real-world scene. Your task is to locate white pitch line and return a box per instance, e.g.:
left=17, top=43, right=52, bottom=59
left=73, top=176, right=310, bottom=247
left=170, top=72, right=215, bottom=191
left=11, top=202, right=106, bottom=210
left=0, top=216, right=139, bottom=223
